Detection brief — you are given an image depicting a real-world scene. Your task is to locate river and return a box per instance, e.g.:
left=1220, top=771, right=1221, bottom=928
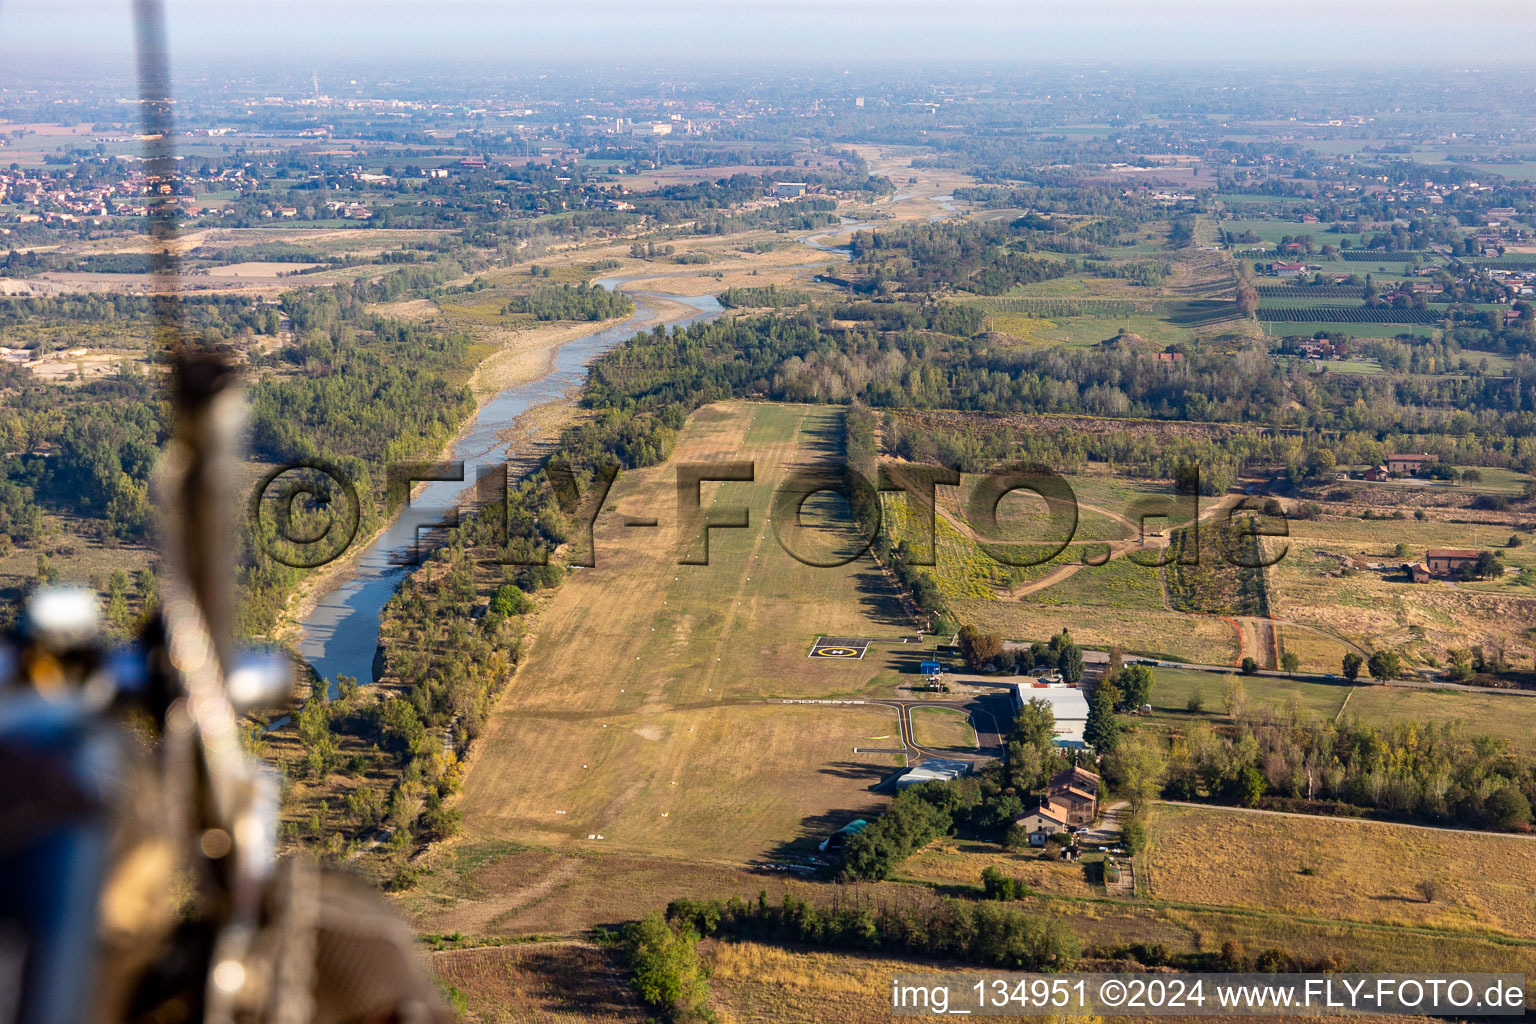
left=295, top=285, right=722, bottom=691
left=295, top=212, right=890, bottom=691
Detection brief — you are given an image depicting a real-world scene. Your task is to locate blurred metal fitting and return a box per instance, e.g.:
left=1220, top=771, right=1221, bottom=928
left=224, top=648, right=296, bottom=713
left=21, top=587, right=102, bottom=651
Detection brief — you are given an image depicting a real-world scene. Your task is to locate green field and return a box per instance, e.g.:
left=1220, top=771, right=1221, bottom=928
left=1277, top=355, right=1386, bottom=375
left=1219, top=219, right=1356, bottom=247
left=1143, top=666, right=1350, bottom=722
left=909, top=706, right=978, bottom=750
left=1261, top=320, right=1439, bottom=340
left=982, top=311, right=1234, bottom=348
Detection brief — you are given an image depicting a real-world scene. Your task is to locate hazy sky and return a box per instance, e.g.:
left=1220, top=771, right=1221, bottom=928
left=2, top=0, right=1534, bottom=64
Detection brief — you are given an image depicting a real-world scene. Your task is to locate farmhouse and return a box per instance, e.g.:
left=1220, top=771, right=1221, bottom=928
left=1363, top=465, right=1390, bottom=481
left=1387, top=453, right=1437, bottom=475
left=1295, top=336, right=1341, bottom=359
left=1272, top=260, right=1307, bottom=278
left=1013, top=802, right=1069, bottom=846
left=1046, top=766, right=1101, bottom=825
left=1405, top=562, right=1433, bottom=584
left=1426, top=548, right=1481, bottom=575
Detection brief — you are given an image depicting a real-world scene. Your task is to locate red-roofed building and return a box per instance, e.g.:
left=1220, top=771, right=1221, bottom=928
left=1387, top=453, right=1436, bottom=475
left=1426, top=548, right=1480, bottom=575
left=1047, top=767, right=1100, bottom=825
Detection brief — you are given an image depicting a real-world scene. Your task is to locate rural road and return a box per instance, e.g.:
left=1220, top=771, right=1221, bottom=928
left=1080, top=800, right=1130, bottom=844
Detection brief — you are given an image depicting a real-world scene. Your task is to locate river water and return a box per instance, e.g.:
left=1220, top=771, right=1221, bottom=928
left=295, top=212, right=892, bottom=691
left=295, top=286, right=722, bottom=691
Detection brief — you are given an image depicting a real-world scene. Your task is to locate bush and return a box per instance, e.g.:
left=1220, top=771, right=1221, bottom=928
left=491, top=583, right=532, bottom=615
left=981, top=865, right=1030, bottom=900
left=1121, top=818, right=1147, bottom=856
left=624, top=913, right=711, bottom=1023
left=1486, top=786, right=1532, bottom=831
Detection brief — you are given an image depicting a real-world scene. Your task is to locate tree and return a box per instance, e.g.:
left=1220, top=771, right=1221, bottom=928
left=1415, top=878, right=1441, bottom=904
left=1447, top=647, right=1474, bottom=682
left=1304, top=447, right=1336, bottom=479
left=1110, top=735, right=1168, bottom=814
left=1111, top=664, right=1155, bottom=712
left=981, top=865, right=1027, bottom=900
left=1240, top=656, right=1258, bottom=675
left=1007, top=698, right=1058, bottom=792
left=1084, top=687, right=1120, bottom=753
left=1059, top=643, right=1085, bottom=686
left=1235, top=765, right=1266, bottom=807
left=1367, top=649, right=1402, bottom=682
left=1236, top=277, right=1259, bottom=317
left=1468, top=550, right=1502, bottom=580
left=1010, top=697, right=1057, bottom=749
left=1279, top=652, right=1300, bottom=676
left=1486, top=786, right=1532, bottom=831
left=959, top=624, right=1004, bottom=671
left=296, top=698, right=339, bottom=779
left=1221, top=674, right=1247, bottom=718
left=1121, top=817, right=1148, bottom=856
left=1342, top=652, right=1363, bottom=681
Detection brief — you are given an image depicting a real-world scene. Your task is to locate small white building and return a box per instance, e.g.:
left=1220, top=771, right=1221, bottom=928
left=895, top=757, right=972, bottom=791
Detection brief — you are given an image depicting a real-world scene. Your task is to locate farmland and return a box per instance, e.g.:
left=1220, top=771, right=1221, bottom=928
left=1257, top=306, right=1440, bottom=325
left=1260, top=517, right=1536, bottom=668
left=1140, top=667, right=1536, bottom=755
left=449, top=403, right=918, bottom=867
left=1260, top=320, right=1439, bottom=339
left=14, top=56, right=1536, bottom=1022
left=1145, top=803, right=1536, bottom=940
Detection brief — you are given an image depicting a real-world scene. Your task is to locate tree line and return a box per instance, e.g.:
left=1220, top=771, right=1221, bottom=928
left=502, top=282, right=634, bottom=321
left=1163, top=706, right=1535, bottom=832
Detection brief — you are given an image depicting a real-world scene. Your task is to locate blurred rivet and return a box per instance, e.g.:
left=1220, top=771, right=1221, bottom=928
left=199, top=828, right=233, bottom=859
left=211, top=959, right=245, bottom=995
